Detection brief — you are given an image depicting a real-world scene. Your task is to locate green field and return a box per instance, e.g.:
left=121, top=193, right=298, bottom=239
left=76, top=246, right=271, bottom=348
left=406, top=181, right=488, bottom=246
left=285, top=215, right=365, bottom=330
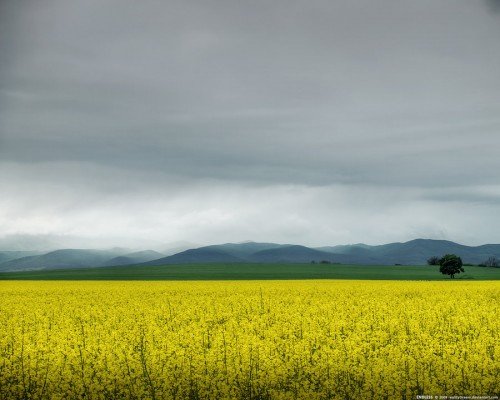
left=0, top=263, right=499, bottom=280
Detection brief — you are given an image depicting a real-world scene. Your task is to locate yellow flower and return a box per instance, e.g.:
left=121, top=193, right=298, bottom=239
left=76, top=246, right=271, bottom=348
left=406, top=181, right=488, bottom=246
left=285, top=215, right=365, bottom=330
left=0, top=280, right=498, bottom=399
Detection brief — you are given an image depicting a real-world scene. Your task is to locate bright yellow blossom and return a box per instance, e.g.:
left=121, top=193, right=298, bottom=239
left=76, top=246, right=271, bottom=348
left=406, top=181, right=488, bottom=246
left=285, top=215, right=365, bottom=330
left=0, top=280, right=498, bottom=399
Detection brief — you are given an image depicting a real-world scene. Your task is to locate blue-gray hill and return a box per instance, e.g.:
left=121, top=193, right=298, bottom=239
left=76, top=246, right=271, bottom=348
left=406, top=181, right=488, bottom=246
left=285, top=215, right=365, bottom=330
left=203, top=242, right=287, bottom=258
left=1, top=239, right=500, bottom=271
left=142, top=248, right=245, bottom=265
left=249, top=245, right=342, bottom=263
left=318, top=239, right=500, bottom=265
left=103, top=250, right=165, bottom=266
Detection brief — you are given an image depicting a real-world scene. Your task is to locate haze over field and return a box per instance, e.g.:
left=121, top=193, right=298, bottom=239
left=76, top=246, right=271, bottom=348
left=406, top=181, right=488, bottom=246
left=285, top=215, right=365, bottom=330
left=1, top=0, right=500, bottom=248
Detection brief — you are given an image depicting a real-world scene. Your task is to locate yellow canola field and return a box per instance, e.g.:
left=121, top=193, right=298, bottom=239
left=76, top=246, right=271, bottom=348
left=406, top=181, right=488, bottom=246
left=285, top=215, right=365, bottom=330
left=0, top=280, right=498, bottom=400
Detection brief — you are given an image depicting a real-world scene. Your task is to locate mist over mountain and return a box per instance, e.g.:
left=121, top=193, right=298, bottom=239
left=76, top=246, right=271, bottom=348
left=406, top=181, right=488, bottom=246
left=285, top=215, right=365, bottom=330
left=0, top=235, right=65, bottom=252
left=0, top=251, right=42, bottom=264
left=0, top=234, right=196, bottom=254
left=0, top=249, right=128, bottom=272
left=0, top=248, right=164, bottom=272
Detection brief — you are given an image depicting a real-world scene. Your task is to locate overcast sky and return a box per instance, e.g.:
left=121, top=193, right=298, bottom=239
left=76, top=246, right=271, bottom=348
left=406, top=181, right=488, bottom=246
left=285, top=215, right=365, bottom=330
left=1, top=0, right=500, bottom=249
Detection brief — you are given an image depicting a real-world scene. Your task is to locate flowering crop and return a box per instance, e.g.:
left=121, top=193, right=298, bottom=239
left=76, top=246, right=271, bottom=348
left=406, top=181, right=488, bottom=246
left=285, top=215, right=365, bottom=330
left=0, top=280, right=498, bottom=399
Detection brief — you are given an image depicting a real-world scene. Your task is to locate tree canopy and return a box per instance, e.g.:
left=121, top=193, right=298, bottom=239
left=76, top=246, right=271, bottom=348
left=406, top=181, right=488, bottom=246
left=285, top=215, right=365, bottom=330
left=439, top=254, right=464, bottom=279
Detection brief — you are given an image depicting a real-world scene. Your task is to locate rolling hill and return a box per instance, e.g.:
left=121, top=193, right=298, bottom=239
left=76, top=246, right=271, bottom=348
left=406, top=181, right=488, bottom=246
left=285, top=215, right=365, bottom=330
left=0, top=249, right=129, bottom=272
left=1, top=239, right=500, bottom=272
left=249, top=245, right=340, bottom=263
left=143, top=248, right=246, bottom=265
left=0, top=251, right=41, bottom=264
left=318, top=239, right=500, bottom=265
left=103, top=250, right=165, bottom=266
left=202, top=242, right=287, bottom=258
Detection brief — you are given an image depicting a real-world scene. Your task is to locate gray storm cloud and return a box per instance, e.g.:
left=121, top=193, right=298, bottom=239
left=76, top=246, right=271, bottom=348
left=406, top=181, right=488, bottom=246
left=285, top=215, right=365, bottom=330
left=486, top=0, right=500, bottom=12
left=1, top=0, right=500, bottom=247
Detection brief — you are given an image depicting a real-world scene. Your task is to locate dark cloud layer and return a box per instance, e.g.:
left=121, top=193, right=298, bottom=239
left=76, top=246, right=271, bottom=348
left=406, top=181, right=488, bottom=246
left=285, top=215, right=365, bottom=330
left=486, top=0, right=500, bottom=13
left=1, top=0, right=500, bottom=246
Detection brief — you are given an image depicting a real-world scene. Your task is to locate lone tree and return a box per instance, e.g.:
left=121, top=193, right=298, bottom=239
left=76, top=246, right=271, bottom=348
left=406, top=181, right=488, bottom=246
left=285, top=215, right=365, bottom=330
left=439, top=254, right=464, bottom=279
left=427, top=256, right=440, bottom=266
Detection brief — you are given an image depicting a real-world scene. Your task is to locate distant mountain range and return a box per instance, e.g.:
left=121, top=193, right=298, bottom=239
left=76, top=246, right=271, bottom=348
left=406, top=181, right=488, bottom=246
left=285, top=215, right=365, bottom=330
left=1, top=239, right=500, bottom=273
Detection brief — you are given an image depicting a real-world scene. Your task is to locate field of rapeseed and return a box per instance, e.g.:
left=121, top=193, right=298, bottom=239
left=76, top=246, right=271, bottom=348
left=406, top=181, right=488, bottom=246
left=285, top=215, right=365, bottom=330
left=0, top=281, right=498, bottom=399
